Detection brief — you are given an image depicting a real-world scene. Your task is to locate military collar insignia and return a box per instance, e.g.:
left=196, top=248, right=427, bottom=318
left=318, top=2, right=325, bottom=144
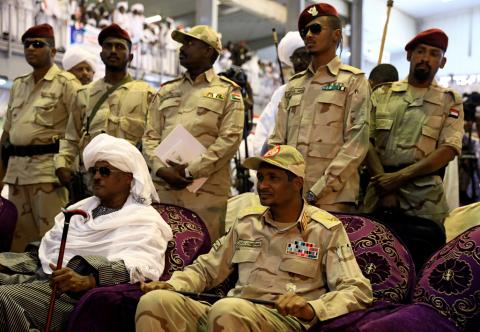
left=308, top=7, right=318, bottom=16
left=321, top=82, right=346, bottom=91
left=204, top=91, right=225, bottom=101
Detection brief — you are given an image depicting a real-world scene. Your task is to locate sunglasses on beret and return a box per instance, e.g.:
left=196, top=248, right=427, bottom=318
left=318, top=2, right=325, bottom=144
left=300, top=23, right=323, bottom=38
left=23, top=40, right=49, bottom=49
left=88, top=166, right=124, bottom=177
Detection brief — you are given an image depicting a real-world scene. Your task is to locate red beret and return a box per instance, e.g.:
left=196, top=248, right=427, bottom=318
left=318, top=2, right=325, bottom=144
left=21, top=23, right=54, bottom=43
left=405, top=28, right=448, bottom=52
left=298, top=3, right=338, bottom=32
left=98, top=23, right=131, bottom=46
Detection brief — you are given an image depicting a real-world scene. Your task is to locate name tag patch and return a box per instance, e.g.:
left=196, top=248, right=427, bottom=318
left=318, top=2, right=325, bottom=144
left=236, top=239, right=262, bottom=249
left=286, top=240, right=319, bottom=260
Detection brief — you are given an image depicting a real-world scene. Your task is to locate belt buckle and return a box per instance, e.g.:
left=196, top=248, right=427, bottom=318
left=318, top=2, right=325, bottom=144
left=52, top=135, right=59, bottom=143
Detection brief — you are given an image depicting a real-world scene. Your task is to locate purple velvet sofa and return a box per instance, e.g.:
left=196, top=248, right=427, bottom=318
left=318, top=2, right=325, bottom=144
left=0, top=196, right=17, bottom=252
left=66, top=209, right=479, bottom=332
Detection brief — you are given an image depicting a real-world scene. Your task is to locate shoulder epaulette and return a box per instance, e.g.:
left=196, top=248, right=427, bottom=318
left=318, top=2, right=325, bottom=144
left=372, top=82, right=393, bottom=93
left=289, top=69, right=308, bottom=81
left=160, top=77, right=182, bottom=87
left=14, top=72, right=31, bottom=81
left=58, top=71, right=78, bottom=81
left=237, top=204, right=268, bottom=219
left=340, top=64, right=364, bottom=75
left=310, top=208, right=341, bottom=229
left=219, top=75, right=240, bottom=88
left=445, top=89, right=463, bottom=104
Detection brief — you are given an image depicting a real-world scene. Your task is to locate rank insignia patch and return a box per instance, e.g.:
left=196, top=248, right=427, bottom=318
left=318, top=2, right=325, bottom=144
left=286, top=240, right=319, bottom=260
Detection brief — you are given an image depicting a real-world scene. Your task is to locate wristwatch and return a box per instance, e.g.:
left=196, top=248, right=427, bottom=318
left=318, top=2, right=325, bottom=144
left=306, top=191, right=317, bottom=204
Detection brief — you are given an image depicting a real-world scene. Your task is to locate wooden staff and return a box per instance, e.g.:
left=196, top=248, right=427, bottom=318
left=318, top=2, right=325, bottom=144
left=377, top=0, right=394, bottom=64
left=272, top=28, right=285, bottom=84
left=44, top=209, right=88, bottom=332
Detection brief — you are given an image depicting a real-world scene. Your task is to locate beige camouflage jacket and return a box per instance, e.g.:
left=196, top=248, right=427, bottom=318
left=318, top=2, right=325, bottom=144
left=142, top=68, right=245, bottom=196
left=3, top=64, right=80, bottom=184
left=166, top=203, right=372, bottom=321
left=55, top=77, right=154, bottom=169
left=269, top=56, right=371, bottom=205
left=364, top=80, right=464, bottom=223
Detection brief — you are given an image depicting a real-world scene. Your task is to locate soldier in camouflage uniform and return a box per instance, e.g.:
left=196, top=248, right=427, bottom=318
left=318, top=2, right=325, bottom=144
left=55, top=24, right=154, bottom=190
left=0, top=24, right=81, bottom=252
left=143, top=25, right=245, bottom=241
left=364, top=28, right=464, bottom=226
left=269, top=3, right=371, bottom=213
left=135, top=145, right=372, bottom=332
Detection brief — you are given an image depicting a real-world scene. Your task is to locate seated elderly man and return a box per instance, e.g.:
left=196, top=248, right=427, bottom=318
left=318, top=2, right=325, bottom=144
left=136, top=145, right=372, bottom=331
left=0, top=134, right=172, bottom=331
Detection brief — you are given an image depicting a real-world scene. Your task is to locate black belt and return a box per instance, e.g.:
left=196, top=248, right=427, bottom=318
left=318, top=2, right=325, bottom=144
left=8, top=141, right=59, bottom=157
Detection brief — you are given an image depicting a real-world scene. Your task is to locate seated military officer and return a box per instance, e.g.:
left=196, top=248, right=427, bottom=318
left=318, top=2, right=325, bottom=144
left=135, top=145, right=372, bottom=331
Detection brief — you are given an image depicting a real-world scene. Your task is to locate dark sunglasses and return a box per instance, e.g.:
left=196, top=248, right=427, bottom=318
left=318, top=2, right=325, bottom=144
left=300, top=24, right=323, bottom=38
left=88, top=166, right=123, bottom=177
left=23, top=40, right=49, bottom=49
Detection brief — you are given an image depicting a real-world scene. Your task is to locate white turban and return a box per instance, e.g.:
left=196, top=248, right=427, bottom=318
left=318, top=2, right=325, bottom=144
left=83, top=134, right=159, bottom=205
left=278, top=31, right=305, bottom=68
left=62, top=46, right=97, bottom=72
left=131, top=3, right=144, bottom=12
left=116, top=1, right=128, bottom=10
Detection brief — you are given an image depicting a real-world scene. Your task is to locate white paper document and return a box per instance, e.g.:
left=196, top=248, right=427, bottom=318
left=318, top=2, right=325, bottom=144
left=154, top=125, right=207, bottom=193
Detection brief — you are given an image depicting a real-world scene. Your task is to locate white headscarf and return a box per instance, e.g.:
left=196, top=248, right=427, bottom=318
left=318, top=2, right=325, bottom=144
left=83, top=133, right=159, bottom=205
left=62, top=46, right=97, bottom=72
left=278, top=31, right=305, bottom=68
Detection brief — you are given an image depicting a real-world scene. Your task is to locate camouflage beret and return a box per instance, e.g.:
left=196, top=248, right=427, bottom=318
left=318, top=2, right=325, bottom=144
left=405, top=28, right=448, bottom=52
left=298, top=3, right=339, bottom=33
left=21, top=23, right=54, bottom=43
left=98, top=23, right=131, bottom=46
left=243, top=145, right=305, bottom=179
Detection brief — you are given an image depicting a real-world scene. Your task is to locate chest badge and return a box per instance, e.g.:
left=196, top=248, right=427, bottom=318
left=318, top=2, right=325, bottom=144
left=286, top=240, right=319, bottom=260
left=204, top=92, right=225, bottom=101
left=321, top=83, right=346, bottom=91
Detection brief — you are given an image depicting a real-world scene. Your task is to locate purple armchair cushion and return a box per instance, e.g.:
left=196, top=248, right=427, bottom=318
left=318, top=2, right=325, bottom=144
left=333, top=213, right=416, bottom=304
left=308, top=303, right=458, bottom=332
left=413, top=225, right=480, bottom=331
left=0, top=197, right=17, bottom=252
left=153, top=203, right=211, bottom=280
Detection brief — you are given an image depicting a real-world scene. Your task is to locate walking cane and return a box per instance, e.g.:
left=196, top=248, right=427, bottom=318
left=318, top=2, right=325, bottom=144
left=44, top=208, right=88, bottom=332
left=377, top=0, right=394, bottom=64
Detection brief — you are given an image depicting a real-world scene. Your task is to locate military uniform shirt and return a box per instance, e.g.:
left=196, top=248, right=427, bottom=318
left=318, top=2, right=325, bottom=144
left=269, top=56, right=371, bottom=205
left=142, top=68, right=245, bottom=196
left=366, top=80, right=464, bottom=222
left=55, top=77, right=154, bottom=169
left=166, top=203, right=372, bottom=322
left=3, top=64, right=80, bottom=185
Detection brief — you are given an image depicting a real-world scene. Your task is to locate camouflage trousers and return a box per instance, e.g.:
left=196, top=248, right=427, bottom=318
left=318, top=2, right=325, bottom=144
left=135, top=290, right=308, bottom=332
left=156, top=186, right=228, bottom=242
left=8, top=183, right=68, bottom=252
